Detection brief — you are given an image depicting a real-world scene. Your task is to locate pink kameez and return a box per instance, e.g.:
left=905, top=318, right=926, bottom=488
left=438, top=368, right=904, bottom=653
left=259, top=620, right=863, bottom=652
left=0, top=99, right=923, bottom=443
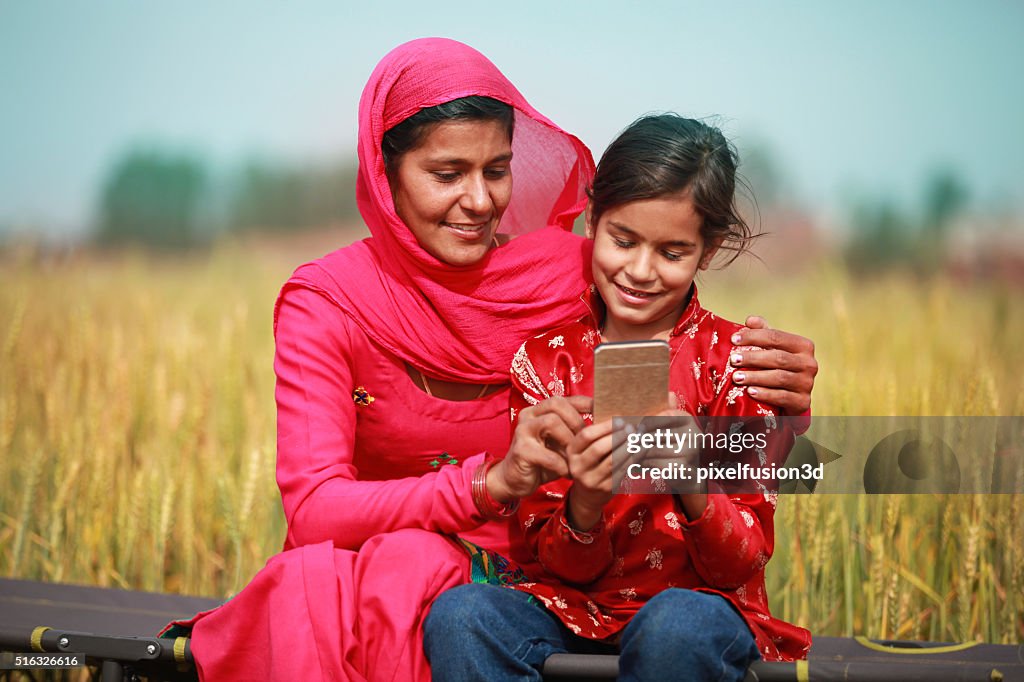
left=165, top=37, right=596, bottom=681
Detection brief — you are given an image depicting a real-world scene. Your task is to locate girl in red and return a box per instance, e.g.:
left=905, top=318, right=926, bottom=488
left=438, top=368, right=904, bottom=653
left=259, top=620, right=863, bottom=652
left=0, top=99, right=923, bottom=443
left=425, top=115, right=811, bottom=681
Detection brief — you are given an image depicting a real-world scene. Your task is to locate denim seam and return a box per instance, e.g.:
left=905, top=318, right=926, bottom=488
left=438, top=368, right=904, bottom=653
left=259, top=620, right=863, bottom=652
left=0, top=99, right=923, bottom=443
left=716, top=629, right=751, bottom=682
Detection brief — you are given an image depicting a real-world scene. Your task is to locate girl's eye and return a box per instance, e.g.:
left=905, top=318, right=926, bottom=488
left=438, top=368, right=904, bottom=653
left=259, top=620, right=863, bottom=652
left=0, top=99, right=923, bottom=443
left=662, top=251, right=684, bottom=262
left=613, top=238, right=634, bottom=249
left=432, top=171, right=459, bottom=182
left=484, top=167, right=510, bottom=179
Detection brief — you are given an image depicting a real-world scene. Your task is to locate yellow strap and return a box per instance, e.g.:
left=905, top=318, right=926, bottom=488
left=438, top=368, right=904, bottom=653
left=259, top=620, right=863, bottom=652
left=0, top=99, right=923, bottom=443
left=30, top=626, right=51, bottom=653
left=796, top=659, right=809, bottom=682
left=173, top=637, right=188, bottom=665
left=854, top=635, right=981, bottom=654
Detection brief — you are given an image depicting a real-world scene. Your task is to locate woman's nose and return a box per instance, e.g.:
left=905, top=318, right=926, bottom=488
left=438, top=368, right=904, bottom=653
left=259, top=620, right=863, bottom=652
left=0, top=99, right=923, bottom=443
left=460, top=174, right=492, bottom=216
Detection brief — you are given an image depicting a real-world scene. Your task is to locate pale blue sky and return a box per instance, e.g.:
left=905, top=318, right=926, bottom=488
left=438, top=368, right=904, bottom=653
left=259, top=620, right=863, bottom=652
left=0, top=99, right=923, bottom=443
left=2, top=1, right=1022, bottom=236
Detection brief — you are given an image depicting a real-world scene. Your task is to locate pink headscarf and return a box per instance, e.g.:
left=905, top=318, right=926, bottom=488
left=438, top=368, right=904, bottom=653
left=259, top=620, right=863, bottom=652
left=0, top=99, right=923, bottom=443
left=278, top=38, right=595, bottom=383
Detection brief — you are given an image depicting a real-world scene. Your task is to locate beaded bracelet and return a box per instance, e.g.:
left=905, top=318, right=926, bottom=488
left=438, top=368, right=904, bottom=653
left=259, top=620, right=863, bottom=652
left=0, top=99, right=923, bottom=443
left=471, top=460, right=520, bottom=520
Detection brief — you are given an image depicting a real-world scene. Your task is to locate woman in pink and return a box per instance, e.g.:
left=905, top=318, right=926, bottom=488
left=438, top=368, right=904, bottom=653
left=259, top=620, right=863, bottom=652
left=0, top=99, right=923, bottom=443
left=167, top=38, right=819, bottom=681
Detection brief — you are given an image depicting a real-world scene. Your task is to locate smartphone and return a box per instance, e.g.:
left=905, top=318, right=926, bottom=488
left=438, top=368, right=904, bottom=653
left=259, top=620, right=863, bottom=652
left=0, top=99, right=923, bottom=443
left=592, top=340, right=670, bottom=423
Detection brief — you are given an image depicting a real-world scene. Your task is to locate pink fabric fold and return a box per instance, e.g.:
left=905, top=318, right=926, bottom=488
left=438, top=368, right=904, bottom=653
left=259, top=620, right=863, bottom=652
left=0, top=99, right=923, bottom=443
left=184, top=532, right=471, bottom=681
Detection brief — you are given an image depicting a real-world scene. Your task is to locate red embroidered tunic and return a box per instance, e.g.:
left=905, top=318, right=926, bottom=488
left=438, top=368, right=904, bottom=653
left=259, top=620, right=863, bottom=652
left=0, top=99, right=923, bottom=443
left=507, top=286, right=812, bottom=662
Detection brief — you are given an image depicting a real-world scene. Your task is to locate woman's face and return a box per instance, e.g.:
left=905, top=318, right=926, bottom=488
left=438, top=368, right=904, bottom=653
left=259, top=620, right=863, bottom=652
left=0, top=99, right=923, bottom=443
left=389, top=119, right=513, bottom=266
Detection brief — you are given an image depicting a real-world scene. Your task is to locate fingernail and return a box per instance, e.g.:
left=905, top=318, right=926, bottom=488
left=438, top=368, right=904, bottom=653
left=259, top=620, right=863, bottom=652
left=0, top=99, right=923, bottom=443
left=731, top=333, right=742, bottom=345
left=733, top=371, right=745, bottom=382
left=747, top=387, right=759, bottom=396
left=730, top=353, right=742, bottom=366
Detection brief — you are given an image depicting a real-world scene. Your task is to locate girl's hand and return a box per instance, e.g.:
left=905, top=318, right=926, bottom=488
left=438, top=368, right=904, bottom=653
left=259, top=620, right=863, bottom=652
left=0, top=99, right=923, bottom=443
left=565, top=419, right=626, bottom=531
left=730, top=316, right=817, bottom=414
left=488, top=395, right=591, bottom=503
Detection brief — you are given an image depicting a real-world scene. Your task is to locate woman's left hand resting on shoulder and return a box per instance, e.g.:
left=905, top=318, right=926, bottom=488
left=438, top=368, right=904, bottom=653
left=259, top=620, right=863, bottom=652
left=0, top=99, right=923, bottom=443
left=730, top=316, right=817, bottom=414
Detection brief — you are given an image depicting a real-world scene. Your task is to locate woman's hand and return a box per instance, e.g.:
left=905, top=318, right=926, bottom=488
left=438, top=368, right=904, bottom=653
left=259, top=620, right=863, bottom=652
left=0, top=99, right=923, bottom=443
left=488, top=395, right=591, bottom=503
left=730, top=316, right=818, bottom=414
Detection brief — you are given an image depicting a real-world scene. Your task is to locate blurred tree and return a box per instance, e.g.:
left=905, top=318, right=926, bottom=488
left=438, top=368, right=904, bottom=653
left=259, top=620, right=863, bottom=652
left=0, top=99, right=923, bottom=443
left=844, top=197, right=915, bottom=271
left=922, top=167, right=969, bottom=237
left=96, top=148, right=208, bottom=248
left=843, top=167, right=970, bottom=273
left=228, top=158, right=358, bottom=232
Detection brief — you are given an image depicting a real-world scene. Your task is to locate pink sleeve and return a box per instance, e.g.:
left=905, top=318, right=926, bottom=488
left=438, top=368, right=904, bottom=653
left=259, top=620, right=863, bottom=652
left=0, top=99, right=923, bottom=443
left=275, top=286, right=487, bottom=550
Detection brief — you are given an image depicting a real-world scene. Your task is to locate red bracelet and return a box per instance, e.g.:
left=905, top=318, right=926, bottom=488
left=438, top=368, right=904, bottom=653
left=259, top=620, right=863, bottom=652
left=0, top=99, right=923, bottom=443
left=472, top=460, right=520, bottom=520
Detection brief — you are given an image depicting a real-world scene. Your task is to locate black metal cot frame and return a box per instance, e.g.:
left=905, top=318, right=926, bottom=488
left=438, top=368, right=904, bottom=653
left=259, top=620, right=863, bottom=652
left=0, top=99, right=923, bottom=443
left=2, top=579, right=1021, bottom=681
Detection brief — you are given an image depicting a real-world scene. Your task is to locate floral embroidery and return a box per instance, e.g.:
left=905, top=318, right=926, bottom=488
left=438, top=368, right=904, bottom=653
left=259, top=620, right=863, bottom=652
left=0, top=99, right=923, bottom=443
left=553, top=595, right=568, bottom=609
left=545, top=491, right=565, bottom=499
left=548, top=335, right=565, bottom=348
left=726, top=386, right=745, bottom=405
left=628, top=508, right=647, bottom=536
left=523, top=513, right=536, bottom=528
left=619, top=587, right=637, bottom=601
left=512, top=343, right=549, bottom=399
left=610, top=556, right=625, bottom=577
left=546, top=374, right=565, bottom=397
left=352, top=386, right=375, bottom=406
left=711, top=330, right=719, bottom=347
left=645, top=548, right=663, bottom=570
left=582, top=329, right=598, bottom=347
left=757, top=405, right=777, bottom=429
left=509, top=407, right=517, bottom=423
left=429, top=452, right=458, bottom=468
left=684, top=322, right=699, bottom=339
left=740, top=509, right=755, bottom=528
left=764, top=490, right=778, bottom=509
left=692, top=358, right=704, bottom=380
left=756, top=446, right=767, bottom=465
left=664, top=511, right=681, bottom=530
left=570, top=364, right=584, bottom=384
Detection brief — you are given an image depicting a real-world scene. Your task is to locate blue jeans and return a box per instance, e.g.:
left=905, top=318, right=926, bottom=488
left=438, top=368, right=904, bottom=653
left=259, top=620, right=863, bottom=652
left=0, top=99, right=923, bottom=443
left=424, top=583, right=760, bottom=681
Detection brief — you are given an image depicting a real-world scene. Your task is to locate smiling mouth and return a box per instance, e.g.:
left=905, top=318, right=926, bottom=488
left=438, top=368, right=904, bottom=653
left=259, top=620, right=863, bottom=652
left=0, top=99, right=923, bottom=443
left=615, top=282, right=661, bottom=299
left=442, top=221, right=488, bottom=233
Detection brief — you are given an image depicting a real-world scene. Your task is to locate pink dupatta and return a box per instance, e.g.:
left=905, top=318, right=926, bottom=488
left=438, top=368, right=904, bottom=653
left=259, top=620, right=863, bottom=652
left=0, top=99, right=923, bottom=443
left=278, top=37, right=596, bottom=383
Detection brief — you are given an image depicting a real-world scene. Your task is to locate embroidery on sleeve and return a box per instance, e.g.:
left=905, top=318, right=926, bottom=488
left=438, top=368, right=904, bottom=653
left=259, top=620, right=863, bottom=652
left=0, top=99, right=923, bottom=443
left=511, top=343, right=550, bottom=399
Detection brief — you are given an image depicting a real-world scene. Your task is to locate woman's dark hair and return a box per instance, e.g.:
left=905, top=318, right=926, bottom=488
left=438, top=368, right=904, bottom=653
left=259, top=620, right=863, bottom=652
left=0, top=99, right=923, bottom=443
left=382, top=96, right=515, bottom=173
left=589, top=114, right=757, bottom=265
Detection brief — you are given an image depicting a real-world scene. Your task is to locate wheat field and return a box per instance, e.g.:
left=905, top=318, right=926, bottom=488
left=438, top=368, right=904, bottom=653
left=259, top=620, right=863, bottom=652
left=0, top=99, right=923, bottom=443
left=1, top=233, right=1022, bottom=644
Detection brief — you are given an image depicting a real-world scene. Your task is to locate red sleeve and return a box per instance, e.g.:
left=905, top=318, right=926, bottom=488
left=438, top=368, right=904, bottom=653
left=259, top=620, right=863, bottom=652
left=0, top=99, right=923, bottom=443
left=274, top=286, right=487, bottom=550
left=680, top=355, right=791, bottom=589
left=511, top=338, right=614, bottom=585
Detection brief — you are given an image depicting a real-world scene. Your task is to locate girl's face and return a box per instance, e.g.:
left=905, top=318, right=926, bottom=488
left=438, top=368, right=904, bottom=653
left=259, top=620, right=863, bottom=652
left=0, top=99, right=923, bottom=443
left=389, top=119, right=513, bottom=266
left=588, top=192, right=717, bottom=342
